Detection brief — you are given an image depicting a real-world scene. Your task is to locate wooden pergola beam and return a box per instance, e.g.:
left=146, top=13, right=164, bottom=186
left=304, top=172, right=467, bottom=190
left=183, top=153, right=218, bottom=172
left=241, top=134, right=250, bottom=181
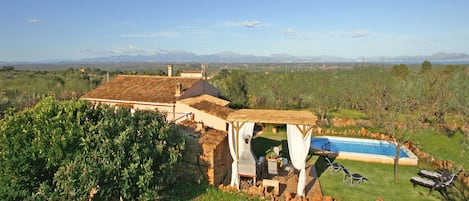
left=227, top=109, right=317, bottom=125
left=227, top=109, right=317, bottom=136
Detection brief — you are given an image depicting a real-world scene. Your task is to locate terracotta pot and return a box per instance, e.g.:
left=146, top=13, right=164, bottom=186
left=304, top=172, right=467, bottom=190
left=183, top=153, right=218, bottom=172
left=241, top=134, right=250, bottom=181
left=272, top=127, right=278, bottom=133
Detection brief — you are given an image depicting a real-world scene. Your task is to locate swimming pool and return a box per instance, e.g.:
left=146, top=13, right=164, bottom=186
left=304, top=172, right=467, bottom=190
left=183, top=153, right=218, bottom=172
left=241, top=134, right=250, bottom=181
left=311, top=136, right=418, bottom=166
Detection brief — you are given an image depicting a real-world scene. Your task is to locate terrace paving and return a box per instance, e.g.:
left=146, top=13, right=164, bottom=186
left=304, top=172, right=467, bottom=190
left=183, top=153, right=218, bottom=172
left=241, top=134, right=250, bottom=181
left=248, top=164, right=323, bottom=201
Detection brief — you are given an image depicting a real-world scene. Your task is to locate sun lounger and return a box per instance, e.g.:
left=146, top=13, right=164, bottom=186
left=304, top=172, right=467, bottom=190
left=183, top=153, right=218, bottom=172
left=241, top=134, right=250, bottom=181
left=342, top=166, right=368, bottom=186
left=418, top=168, right=462, bottom=188
left=324, top=156, right=342, bottom=174
left=410, top=173, right=458, bottom=199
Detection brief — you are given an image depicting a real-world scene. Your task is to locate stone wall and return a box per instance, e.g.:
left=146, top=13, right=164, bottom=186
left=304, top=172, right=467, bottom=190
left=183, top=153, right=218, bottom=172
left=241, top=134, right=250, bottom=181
left=176, top=121, right=231, bottom=185
left=331, top=117, right=372, bottom=127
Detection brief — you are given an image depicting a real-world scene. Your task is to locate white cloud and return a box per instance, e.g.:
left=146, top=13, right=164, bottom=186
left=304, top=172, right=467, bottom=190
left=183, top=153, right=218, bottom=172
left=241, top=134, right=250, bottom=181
left=27, top=18, right=39, bottom=23
left=283, top=27, right=295, bottom=35
left=349, top=30, right=368, bottom=38
left=80, top=45, right=161, bottom=55
left=215, top=20, right=264, bottom=28
left=241, top=20, right=260, bottom=28
left=120, top=31, right=179, bottom=38
left=329, top=30, right=369, bottom=38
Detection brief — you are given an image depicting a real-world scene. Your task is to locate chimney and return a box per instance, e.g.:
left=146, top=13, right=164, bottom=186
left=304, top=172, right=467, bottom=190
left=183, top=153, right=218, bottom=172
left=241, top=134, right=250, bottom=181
left=167, top=64, right=173, bottom=77
left=175, top=82, right=182, bottom=97
left=196, top=121, right=205, bottom=133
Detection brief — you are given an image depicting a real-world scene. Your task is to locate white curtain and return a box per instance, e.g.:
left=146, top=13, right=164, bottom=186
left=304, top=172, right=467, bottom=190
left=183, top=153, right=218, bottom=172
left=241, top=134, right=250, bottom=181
left=287, top=124, right=312, bottom=197
left=228, top=124, right=238, bottom=187
left=228, top=122, right=255, bottom=188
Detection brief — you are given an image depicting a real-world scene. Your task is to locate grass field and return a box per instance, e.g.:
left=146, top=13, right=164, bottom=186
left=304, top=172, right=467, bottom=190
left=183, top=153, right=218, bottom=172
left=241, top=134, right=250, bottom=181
left=316, top=158, right=447, bottom=201
left=412, top=130, right=469, bottom=170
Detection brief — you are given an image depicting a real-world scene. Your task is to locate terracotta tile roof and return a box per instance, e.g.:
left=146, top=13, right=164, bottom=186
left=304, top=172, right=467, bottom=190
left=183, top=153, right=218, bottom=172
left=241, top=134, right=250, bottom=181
left=188, top=100, right=235, bottom=119
left=82, top=75, right=201, bottom=103
left=178, top=120, right=227, bottom=149
left=178, top=94, right=230, bottom=107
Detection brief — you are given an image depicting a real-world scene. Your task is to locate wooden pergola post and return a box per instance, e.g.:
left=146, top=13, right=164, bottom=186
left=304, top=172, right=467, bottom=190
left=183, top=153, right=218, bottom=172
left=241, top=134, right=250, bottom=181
left=226, top=109, right=318, bottom=190
left=230, top=121, right=245, bottom=160
left=295, top=124, right=314, bottom=137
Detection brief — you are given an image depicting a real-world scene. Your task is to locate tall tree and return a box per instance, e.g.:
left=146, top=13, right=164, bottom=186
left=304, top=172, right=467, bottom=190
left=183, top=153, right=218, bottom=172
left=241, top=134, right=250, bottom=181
left=391, top=64, right=409, bottom=77
left=210, top=69, right=248, bottom=109
left=365, top=79, right=419, bottom=182
left=420, top=60, right=432, bottom=73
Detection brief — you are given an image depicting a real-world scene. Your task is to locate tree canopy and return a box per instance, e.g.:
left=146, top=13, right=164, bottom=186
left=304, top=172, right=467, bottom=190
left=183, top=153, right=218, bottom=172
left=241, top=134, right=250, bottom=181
left=421, top=60, right=432, bottom=73
left=391, top=64, right=410, bottom=77
left=0, top=97, right=186, bottom=200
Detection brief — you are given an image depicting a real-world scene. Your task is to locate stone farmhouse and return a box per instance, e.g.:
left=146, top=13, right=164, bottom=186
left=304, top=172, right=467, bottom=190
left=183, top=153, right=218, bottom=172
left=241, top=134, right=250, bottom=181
left=80, top=66, right=321, bottom=195
left=80, top=65, right=234, bottom=184
left=81, top=66, right=232, bottom=131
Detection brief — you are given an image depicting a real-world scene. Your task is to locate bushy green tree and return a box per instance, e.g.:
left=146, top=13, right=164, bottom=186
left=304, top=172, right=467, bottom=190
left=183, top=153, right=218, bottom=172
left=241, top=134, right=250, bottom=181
left=420, top=60, right=432, bottom=73
left=210, top=69, right=248, bottom=108
left=0, top=97, right=186, bottom=200
left=391, top=64, right=409, bottom=77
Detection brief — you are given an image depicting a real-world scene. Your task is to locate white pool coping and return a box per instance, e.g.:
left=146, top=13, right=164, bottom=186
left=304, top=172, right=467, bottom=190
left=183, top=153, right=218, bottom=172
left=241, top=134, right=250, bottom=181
left=312, top=136, right=418, bottom=166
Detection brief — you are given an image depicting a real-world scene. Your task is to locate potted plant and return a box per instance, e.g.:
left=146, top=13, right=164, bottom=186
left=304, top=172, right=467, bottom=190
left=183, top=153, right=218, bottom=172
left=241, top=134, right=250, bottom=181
left=271, top=124, right=280, bottom=133
left=265, top=146, right=279, bottom=160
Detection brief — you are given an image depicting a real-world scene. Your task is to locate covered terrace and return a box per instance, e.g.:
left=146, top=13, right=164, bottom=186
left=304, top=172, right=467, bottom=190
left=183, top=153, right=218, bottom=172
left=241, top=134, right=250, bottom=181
left=226, top=109, right=321, bottom=199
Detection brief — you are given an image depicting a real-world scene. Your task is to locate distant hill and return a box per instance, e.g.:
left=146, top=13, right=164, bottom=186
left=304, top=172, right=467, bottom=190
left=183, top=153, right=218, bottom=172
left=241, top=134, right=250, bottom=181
left=2, top=51, right=469, bottom=64
left=79, top=51, right=469, bottom=64
left=366, top=52, right=469, bottom=64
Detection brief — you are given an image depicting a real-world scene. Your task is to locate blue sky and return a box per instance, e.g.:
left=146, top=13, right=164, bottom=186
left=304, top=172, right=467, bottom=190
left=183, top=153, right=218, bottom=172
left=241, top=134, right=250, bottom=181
left=1, top=0, right=469, bottom=62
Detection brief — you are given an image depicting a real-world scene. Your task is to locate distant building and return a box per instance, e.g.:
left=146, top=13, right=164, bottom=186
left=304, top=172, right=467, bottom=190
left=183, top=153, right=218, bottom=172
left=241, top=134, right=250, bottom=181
left=180, top=70, right=203, bottom=78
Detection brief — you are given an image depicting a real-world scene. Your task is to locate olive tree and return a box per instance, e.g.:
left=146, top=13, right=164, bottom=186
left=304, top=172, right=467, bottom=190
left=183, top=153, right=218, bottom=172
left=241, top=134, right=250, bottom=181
left=420, top=60, right=432, bottom=73
left=365, top=79, right=420, bottom=182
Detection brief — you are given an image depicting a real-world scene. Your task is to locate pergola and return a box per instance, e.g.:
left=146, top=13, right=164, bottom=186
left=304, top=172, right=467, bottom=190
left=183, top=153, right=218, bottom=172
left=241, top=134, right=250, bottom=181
left=226, top=109, right=317, bottom=197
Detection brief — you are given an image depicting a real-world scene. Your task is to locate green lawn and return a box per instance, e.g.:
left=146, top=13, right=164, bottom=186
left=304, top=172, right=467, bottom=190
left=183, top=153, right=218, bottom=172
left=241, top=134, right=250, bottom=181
left=252, top=126, right=289, bottom=158
left=412, top=130, right=469, bottom=170
left=316, top=158, right=447, bottom=201
left=161, top=180, right=263, bottom=201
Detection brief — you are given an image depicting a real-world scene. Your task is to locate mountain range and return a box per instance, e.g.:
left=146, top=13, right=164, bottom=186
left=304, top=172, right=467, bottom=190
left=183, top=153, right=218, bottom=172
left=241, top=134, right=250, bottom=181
left=2, top=52, right=469, bottom=65
left=79, top=51, right=469, bottom=64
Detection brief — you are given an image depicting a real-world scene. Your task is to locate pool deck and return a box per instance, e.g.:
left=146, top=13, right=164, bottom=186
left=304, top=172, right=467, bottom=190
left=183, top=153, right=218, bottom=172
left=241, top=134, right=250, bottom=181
left=336, top=151, right=418, bottom=166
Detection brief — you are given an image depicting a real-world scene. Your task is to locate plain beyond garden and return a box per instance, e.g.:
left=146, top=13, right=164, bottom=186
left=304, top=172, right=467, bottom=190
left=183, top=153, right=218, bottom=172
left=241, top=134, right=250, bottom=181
left=0, top=62, right=467, bottom=200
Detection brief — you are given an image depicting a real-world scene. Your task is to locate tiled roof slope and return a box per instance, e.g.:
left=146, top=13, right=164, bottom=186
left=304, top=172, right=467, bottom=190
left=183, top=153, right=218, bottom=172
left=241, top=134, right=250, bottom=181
left=189, top=100, right=234, bottom=119
left=82, top=75, right=201, bottom=103
left=178, top=94, right=230, bottom=107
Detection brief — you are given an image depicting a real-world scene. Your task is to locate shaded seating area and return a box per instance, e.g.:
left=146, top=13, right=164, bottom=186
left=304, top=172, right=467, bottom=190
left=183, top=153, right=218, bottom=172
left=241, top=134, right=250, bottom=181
left=227, top=109, right=317, bottom=198
left=341, top=166, right=368, bottom=186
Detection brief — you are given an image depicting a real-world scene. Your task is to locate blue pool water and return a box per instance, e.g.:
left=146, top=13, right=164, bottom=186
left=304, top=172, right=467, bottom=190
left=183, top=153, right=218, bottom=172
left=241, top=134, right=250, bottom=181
left=311, top=136, right=409, bottom=158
